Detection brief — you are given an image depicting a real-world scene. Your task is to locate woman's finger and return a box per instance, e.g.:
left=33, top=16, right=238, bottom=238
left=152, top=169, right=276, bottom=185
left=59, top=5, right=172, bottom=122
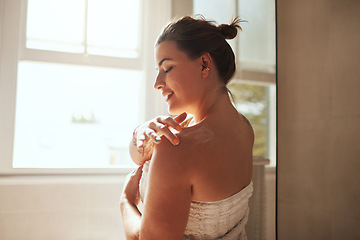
left=122, top=165, right=144, bottom=205
left=132, top=164, right=144, bottom=178
left=150, top=122, right=180, bottom=145
left=148, top=130, right=161, bottom=143
left=124, top=165, right=143, bottom=189
left=156, top=116, right=182, bottom=132
left=136, top=134, right=146, bottom=148
left=144, top=128, right=161, bottom=143
left=174, top=112, right=187, bottom=124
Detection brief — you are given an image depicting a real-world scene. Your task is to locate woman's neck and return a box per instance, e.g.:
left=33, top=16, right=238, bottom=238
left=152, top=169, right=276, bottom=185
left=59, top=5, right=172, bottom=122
left=192, top=86, right=231, bottom=123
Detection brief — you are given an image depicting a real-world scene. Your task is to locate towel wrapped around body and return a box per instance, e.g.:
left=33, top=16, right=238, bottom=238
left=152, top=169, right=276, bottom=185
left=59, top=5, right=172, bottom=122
left=139, top=160, right=253, bottom=240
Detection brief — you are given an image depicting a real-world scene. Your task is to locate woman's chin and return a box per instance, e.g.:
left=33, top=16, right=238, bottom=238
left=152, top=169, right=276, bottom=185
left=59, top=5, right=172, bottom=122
left=167, top=105, right=184, bottom=115
left=167, top=108, right=181, bottom=115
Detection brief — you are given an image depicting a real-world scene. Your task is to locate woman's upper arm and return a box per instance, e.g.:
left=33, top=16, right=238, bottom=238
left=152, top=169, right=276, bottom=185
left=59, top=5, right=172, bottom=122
left=140, top=138, right=192, bottom=240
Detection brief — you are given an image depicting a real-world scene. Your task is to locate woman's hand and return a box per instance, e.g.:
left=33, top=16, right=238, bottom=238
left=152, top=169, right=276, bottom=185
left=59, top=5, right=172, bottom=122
left=130, top=112, right=188, bottom=165
left=136, top=112, right=187, bottom=147
left=121, top=164, right=144, bottom=207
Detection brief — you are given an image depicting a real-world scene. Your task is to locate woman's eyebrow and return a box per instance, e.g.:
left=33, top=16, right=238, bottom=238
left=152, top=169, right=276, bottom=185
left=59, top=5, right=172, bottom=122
left=158, top=58, right=172, bottom=67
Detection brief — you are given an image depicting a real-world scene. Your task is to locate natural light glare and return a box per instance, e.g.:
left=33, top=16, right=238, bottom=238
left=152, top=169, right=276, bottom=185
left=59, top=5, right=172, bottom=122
left=193, top=0, right=236, bottom=24
left=193, top=0, right=237, bottom=52
left=27, top=0, right=85, bottom=52
left=237, top=0, right=276, bottom=71
left=87, top=0, right=141, bottom=57
left=13, top=61, right=141, bottom=168
left=26, top=0, right=141, bottom=57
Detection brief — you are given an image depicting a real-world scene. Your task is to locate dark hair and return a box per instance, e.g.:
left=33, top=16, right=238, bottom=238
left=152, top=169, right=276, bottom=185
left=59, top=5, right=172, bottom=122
left=156, top=15, right=244, bottom=85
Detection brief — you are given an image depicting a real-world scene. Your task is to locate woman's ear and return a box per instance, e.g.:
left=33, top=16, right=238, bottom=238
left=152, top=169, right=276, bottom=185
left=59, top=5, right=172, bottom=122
left=200, top=53, right=212, bottom=78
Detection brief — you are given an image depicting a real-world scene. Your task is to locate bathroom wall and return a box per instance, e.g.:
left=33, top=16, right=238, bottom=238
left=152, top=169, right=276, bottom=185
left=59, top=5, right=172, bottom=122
left=277, top=0, right=360, bottom=239
left=0, top=171, right=275, bottom=240
left=0, top=175, right=127, bottom=240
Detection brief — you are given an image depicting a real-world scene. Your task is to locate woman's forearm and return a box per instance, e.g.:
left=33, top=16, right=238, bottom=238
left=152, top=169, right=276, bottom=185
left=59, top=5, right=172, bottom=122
left=120, top=198, right=142, bottom=240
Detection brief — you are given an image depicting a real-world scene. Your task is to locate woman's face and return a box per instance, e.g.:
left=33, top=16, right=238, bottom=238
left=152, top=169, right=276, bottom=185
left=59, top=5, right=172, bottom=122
left=154, top=41, right=204, bottom=115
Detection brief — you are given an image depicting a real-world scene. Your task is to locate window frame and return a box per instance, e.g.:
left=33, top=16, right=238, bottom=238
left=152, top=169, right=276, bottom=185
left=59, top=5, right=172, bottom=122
left=19, top=0, right=144, bottom=71
left=0, top=0, right=172, bottom=175
left=231, top=69, right=277, bottom=166
left=234, top=0, right=277, bottom=166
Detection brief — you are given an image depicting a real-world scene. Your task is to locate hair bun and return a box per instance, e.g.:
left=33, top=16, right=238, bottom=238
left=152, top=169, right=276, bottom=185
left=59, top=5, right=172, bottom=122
left=218, top=17, right=245, bottom=39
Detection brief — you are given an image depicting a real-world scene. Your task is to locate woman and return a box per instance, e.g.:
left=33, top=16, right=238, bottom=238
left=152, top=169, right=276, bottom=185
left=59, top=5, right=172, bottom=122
left=120, top=16, right=254, bottom=240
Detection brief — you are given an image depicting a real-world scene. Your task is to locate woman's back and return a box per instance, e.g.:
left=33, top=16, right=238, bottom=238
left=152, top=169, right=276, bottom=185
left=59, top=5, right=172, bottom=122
left=179, top=104, right=254, bottom=203
left=139, top=105, right=254, bottom=239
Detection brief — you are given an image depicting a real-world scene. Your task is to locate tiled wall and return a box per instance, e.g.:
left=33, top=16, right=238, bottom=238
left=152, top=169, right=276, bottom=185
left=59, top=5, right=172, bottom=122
left=0, top=176, right=127, bottom=240
left=0, top=172, right=276, bottom=240
left=277, top=0, right=360, bottom=239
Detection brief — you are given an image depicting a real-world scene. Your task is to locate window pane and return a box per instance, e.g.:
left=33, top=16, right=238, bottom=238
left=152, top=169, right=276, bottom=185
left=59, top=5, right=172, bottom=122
left=193, top=0, right=237, bottom=52
left=26, top=0, right=86, bottom=53
left=87, top=0, right=141, bottom=58
left=13, top=61, right=141, bottom=168
left=26, top=0, right=142, bottom=57
left=193, top=0, right=236, bottom=24
left=237, top=0, right=276, bottom=71
left=228, top=82, right=268, bottom=158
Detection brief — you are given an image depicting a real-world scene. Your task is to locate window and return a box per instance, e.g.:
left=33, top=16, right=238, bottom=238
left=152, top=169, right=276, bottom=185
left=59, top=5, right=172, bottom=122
left=14, top=0, right=142, bottom=169
left=228, top=83, right=271, bottom=158
left=194, top=0, right=276, bottom=165
left=26, top=0, right=141, bottom=57
left=0, top=0, right=172, bottom=173
left=14, top=61, right=141, bottom=168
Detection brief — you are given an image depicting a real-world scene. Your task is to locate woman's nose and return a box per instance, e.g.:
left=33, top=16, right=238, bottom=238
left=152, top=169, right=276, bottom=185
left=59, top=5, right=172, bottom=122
left=154, top=74, right=165, bottom=90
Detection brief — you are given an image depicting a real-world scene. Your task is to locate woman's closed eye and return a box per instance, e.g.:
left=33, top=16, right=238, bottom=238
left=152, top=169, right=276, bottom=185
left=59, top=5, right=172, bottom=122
left=164, top=66, right=173, bottom=73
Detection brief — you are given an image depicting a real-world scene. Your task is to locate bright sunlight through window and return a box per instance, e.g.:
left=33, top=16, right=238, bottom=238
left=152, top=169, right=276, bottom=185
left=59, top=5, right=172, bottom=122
left=26, top=0, right=141, bottom=57
left=14, top=62, right=141, bottom=168
left=13, top=0, right=142, bottom=168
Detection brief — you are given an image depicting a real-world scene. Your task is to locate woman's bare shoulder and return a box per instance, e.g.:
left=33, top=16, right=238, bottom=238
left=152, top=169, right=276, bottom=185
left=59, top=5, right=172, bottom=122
left=150, top=135, right=195, bottom=179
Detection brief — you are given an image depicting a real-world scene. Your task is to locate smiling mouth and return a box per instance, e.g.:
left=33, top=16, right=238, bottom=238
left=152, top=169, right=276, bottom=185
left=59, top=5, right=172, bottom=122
left=165, top=92, right=174, bottom=102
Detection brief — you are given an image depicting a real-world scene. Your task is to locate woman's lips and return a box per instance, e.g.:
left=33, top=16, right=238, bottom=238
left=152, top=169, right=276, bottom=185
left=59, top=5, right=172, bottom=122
left=165, top=92, right=174, bottom=102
